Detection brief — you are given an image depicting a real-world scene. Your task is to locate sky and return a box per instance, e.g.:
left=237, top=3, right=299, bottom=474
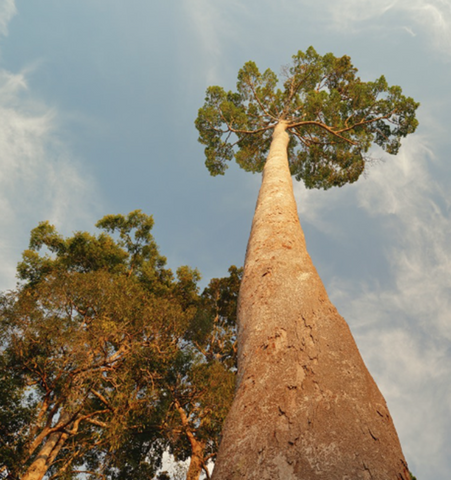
left=0, top=0, right=450, bottom=478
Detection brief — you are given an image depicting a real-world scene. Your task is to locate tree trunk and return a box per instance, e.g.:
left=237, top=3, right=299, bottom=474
left=21, top=413, right=71, bottom=480
left=211, top=122, right=410, bottom=480
left=174, top=399, right=206, bottom=480
left=186, top=439, right=207, bottom=480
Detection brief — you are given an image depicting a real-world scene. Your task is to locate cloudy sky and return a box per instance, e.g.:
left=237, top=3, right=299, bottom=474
left=1, top=1, right=450, bottom=478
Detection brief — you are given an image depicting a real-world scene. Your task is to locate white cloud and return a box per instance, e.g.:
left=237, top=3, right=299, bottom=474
left=329, top=0, right=396, bottom=25
left=0, top=0, right=16, bottom=37
left=402, top=26, right=417, bottom=36
left=181, top=0, right=225, bottom=84
left=181, top=0, right=247, bottom=83
left=0, top=2, right=101, bottom=291
left=356, top=325, right=450, bottom=478
left=295, top=181, right=352, bottom=237
left=354, top=136, right=451, bottom=337
left=398, top=0, right=451, bottom=57
left=0, top=70, right=100, bottom=290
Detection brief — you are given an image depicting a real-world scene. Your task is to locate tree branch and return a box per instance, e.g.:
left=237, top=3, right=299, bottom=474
left=336, top=111, right=394, bottom=134
left=90, top=389, right=114, bottom=411
left=288, top=120, right=357, bottom=145
left=246, top=79, right=279, bottom=122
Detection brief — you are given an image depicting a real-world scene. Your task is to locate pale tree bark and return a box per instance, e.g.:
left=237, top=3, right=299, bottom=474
left=186, top=440, right=207, bottom=480
left=211, top=122, right=410, bottom=479
left=21, top=412, right=72, bottom=480
left=174, top=399, right=206, bottom=480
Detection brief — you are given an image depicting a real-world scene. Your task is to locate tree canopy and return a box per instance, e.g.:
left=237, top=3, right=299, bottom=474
left=195, top=46, right=419, bottom=189
left=0, top=211, right=240, bottom=480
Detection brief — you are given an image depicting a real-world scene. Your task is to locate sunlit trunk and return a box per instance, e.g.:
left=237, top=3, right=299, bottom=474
left=21, top=431, right=66, bottom=480
left=211, top=122, right=410, bottom=479
left=174, top=399, right=206, bottom=480
left=186, top=439, right=206, bottom=480
left=21, top=413, right=71, bottom=480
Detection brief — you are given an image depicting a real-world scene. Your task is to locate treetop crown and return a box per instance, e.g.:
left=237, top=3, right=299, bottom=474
left=195, top=46, right=419, bottom=189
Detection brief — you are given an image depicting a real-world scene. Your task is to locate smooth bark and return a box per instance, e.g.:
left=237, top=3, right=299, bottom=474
left=174, top=399, right=206, bottom=480
left=186, top=441, right=207, bottom=480
left=211, top=122, right=410, bottom=479
left=21, top=431, right=66, bottom=480
left=21, top=412, right=71, bottom=480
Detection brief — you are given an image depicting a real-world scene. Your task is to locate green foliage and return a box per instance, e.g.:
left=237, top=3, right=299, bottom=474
left=0, top=212, right=239, bottom=480
left=0, top=354, right=35, bottom=478
left=196, top=46, right=419, bottom=189
left=163, top=266, right=241, bottom=469
left=17, top=210, right=172, bottom=292
left=1, top=265, right=186, bottom=477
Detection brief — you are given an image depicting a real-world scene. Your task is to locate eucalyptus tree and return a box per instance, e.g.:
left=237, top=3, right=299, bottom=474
left=0, top=211, right=191, bottom=480
left=196, top=47, right=419, bottom=479
left=0, top=212, right=240, bottom=480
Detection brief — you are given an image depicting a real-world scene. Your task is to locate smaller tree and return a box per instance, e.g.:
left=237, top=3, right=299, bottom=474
left=0, top=212, right=197, bottom=480
left=0, top=212, right=242, bottom=480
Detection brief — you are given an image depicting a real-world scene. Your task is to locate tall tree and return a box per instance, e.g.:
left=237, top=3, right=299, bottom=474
left=196, top=47, right=419, bottom=479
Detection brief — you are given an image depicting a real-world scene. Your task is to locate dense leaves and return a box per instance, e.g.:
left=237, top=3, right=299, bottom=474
left=196, top=46, right=419, bottom=189
left=0, top=212, right=239, bottom=480
left=164, top=266, right=241, bottom=478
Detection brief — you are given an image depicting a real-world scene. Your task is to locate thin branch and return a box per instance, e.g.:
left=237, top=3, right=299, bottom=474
left=64, top=470, right=106, bottom=480
left=336, top=111, right=394, bottom=134
left=202, top=462, right=212, bottom=480
left=225, top=124, right=276, bottom=136
left=90, top=389, right=114, bottom=411
left=246, top=79, right=279, bottom=122
left=48, top=446, right=84, bottom=480
left=215, top=106, right=276, bottom=136
left=65, top=409, right=110, bottom=435
left=85, top=417, right=109, bottom=429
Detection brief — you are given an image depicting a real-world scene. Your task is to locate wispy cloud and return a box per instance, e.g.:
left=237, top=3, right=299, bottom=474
left=322, top=0, right=451, bottom=57
left=181, top=0, right=247, bottom=83
left=0, top=5, right=100, bottom=290
left=0, top=0, right=16, bottom=37
left=0, top=69, right=100, bottom=290
left=329, top=0, right=396, bottom=26
left=354, top=136, right=451, bottom=337
left=398, top=0, right=451, bottom=56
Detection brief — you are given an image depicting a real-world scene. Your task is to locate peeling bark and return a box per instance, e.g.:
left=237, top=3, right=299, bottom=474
left=211, top=122, right=410, bottom=479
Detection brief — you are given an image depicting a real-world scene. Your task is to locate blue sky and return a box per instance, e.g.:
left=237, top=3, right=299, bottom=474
left=0, top=1, right=450, bottom=478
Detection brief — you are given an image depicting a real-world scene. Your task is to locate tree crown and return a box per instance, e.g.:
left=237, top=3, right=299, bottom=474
left=195, top=46, right=419, bottom=189
left=1, top=212, right=240, bottom=480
